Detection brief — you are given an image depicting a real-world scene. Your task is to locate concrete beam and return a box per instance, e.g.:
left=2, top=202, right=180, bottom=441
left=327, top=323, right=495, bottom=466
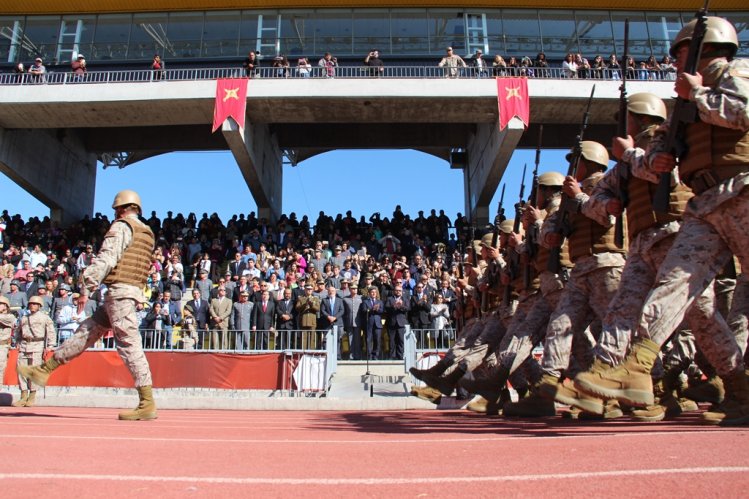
left=464, top=117, right=525, bottom=225
left=221, top=118, right=282, bottom=222
left=0, top=127, right=97, bottom=226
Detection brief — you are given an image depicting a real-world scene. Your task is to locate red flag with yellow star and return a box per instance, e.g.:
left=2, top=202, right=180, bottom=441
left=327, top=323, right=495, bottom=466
left=497, top=77, right=529, bottom=131
left=212, top=78, right=248, bottom=132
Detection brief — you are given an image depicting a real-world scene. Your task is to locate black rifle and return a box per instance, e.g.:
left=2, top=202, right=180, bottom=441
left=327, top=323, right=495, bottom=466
left=614, top=19, right=630, bottom=247
left=503, top=165, right=527, bottom=306
left=653, top=0, right=710, bottom=212
left=492, top=183, right=506, bottom=247
left=548, top=85, right=596, bottom=273
left=524, top=126, right=543, bottom=288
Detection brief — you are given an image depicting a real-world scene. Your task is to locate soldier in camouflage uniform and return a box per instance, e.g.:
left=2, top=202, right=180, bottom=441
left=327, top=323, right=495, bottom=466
left=0, top=296, right=16, bottom=388
left=575, top=17, right=749, bottom=426
left=503, top=141, right=627, bottom=417
left=13, top=295, right=56, bottom=407
left=18, top=190, right=158, bottom=420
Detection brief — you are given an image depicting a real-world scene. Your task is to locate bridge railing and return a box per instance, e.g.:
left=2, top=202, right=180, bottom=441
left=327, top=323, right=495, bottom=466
left=0, top=66, right=676, bottom=86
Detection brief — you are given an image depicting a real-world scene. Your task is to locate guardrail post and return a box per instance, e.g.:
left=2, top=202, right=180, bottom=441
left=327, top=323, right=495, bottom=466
left=324, top=326, right=338, bottom=391
left=404, top=325, right=416, bottom=373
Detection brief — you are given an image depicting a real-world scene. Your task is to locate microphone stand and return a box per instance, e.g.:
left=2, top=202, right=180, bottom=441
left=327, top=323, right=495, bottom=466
left=365, top=308, right=373, bottom=397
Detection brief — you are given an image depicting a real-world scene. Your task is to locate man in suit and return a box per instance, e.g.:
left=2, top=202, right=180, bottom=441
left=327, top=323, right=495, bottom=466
left=342, top=285, right=363, bottom=360
left=320, top=285, right=344, bottom=358
left=385, top=284, right=411, bottom=360
left=275, top=287, right=296, bottom=349
left=232, top=275, right=251, bottom=302
left=193, top=269, right=213, bottom=301
left=228, top=252, right=246, bottom=280
left=231, top=290, right=254, bottom=350
left=437, top=278, right=457, bottom=320
left=409, top=282, right=432, bottom=332
left=209, top=286, right=232, bottom=349
left=158, top=290, right=182, bottom=349
left=361, top=286, right=384, bottom=360
left=252, top=289, right=275, bottom=350
left=185, top=288, right=209, bottom=349
left=295, top=284, right=320, bottom=349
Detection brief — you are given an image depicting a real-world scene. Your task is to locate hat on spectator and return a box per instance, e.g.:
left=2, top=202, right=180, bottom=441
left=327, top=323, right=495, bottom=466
left=35, top=57, right=42, bottom=62
left=368, top=286, right=378, bottom=292
left=77, top=54, right=85, bottom=59
left=341, top=278, right=351, bottom=284
left=316, top=279, right=325, bottom=285
left=72, top=293, right=81, bottom=300
left=59, top=283, right=71, bottom=291
left=240, top=290, right=250, bottom=297
left=334, top=245, right=342, bottom=251
left=225, top=270, right=232, bottom=275
left=304, top=283, right=313, bottom=289
left=199, top=269, right=208, bottom=275
left=298, top=275, right=307, bottom=281
left=364, top=274, right=373, bottom=280
left=10, top=279, right=20, bottom=287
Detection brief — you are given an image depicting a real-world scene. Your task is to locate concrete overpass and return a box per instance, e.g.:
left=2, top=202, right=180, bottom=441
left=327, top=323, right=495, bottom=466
left=0, top=71, right=674, bottom=224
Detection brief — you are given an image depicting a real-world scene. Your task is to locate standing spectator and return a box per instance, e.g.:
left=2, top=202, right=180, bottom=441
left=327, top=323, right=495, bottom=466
left=243, top=50, right=260, bottom=77
left=144, top=302, right=170, bottom=349
left=56, top=293, right=88, bottom=343
left=429, top=293, right=452, bottom=346
left=209, top=286, right=232, bottom=349
left=5, top=279, right=28, bottom=315
left=507, top=56, right=520, bottom=76
left=252, top=289, right=275, bottom=350
left=361, top=286, right=383, bottom=359
left=468, top=49, right=488, bottom=78
left=194, top=269, right=213, bottom=301
left=438, top=46, right=466, bottom=78
left=641, top=55, right=661, bottom=80
left=409, top=282, right=432, bottom=331
left=275, top=287, right=296, bottom=349
left=28, top=57, right=46, bottom=83
left=76, top=244, right=94, bottom=275
left=492, top=55, right=507, bottom=76
left=184, top=289, right=209, bottom=349
left=71, top=54, right=87, bottom=82
left=50, top=283, right=73, bottom=323
left=385, top=284, right=410, bottom=360
left=364, top=49, right=384, bottom=77
left=342, top=285, right=363, bottom=360
left=659, top=55, right=676, bottom=80
left=297, top=57, right=312, bottom=78
left=318, top=52, right=338, bottom=78
left=13, top=62, right=24, bottom=83
left=295, top=283, right=320, bottom=349
left=562, top=53, right=578, bottom=78
left=231, top=290, right=254, bottom=350
left=320, top=285, right=344, bottom=356
left=272, top=54, right=290, bottom=78
left=534, top=52, right=550, bottom=77
left=590, top=54, right=606, bottom=79
left=624, top=55, right=637, bottom=79
left=607, top=53, right=621, bottom=79
left=151, top=54, right=164, bottom=81
left=575, top=53, right=590, bottom=78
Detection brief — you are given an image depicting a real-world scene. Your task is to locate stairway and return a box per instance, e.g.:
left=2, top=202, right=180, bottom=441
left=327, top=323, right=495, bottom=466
left=327, top=360, right=410, bottom=399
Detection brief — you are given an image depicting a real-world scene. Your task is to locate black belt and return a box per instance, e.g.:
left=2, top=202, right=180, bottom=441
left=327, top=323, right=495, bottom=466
left=688, top=167, right=747, bottom=195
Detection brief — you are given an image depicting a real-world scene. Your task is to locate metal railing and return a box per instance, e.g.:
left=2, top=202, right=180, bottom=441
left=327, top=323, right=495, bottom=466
left=0, top=65, right=677, bottom=86
left=405, top=327, right=455, bottom=375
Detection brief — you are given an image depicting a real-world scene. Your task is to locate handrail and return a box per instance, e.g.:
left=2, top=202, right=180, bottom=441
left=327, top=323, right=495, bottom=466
left=0, top=65, right=676, bottom=86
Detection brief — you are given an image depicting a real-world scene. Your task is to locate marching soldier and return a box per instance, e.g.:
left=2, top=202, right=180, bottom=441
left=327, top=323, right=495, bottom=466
left=575, top=17, right=749, bottom=426
left=0, top=296, right=16, bottom=388
left=18, top=190, right=158, bottom=420
left=13, top=295, right=56, bottom=407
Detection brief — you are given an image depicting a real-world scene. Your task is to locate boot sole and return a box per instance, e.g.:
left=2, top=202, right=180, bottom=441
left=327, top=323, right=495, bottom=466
left=554, top=391, right=604, bottom=415
left=631, top=410, right=666, bottom=422
left=574, top=379, right=654, bottom=408
left=118, top=412, right=158, bottom=421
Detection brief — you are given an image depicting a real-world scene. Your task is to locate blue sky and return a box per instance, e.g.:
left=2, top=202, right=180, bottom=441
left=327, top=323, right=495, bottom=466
left=1, top=147, right=568, bottom=225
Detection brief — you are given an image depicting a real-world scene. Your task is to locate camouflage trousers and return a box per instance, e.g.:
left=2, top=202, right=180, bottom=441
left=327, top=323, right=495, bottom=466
left=541, top=263, right=623, bottom=378
left=729, top=274, right=749, bottom=358
left=636, top=189, right=749, bottom=376
left=445, top=313, right=507, bottom=373
left=0, top=344, right=9, bottom=386
left=54, top=297, right=153, bottom=387
left=17, top=349, right=44, bottom=391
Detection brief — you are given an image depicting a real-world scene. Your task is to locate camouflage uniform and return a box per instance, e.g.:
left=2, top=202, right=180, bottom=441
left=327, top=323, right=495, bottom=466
left=539, top=172, right=626, bottom=378
left=635, top=58, right=749, bottom=375
left=16, top=310, right=56, bottom=391
left=53, top=214, right=154, bottom=387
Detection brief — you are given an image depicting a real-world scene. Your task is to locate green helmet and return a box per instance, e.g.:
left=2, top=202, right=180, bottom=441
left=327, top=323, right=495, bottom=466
left=670, top=16, right=738, bottom=58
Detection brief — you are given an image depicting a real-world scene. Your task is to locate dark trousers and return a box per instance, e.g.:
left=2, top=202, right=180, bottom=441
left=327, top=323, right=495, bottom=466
left=389, top=326, right=406, bottom=360
left=367, top=326, right=382, bottom=360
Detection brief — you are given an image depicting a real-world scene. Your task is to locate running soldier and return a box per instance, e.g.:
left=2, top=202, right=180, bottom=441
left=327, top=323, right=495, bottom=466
left=575, top=17, right=749, bottom=426
left=18, top=190, right=158, bottom=420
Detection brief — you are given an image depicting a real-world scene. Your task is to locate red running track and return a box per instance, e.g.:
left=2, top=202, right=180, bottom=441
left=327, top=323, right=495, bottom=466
left=0, top=407, right=748, bottom=497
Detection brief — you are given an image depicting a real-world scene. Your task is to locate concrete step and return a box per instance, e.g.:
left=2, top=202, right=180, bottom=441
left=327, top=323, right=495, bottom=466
left=336, top=360, right=406, bottom=377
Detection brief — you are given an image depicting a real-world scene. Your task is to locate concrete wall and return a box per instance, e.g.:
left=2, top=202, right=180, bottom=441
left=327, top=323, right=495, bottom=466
left=0, top=127, right=97, bottom=225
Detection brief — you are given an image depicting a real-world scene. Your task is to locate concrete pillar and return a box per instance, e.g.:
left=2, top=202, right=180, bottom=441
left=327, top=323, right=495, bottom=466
left=0, top=127, right=97, bottom=226
left=221, top=118, right=283, bottom=222
left=464, top=117, right=525, bottom=225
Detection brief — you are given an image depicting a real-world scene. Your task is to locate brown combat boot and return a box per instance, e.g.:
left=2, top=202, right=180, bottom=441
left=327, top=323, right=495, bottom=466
left=465, top=388, right=510, bottom=416
left=579, top=400, right=624, bottom=420
left=410, top=385, right=442, bottom=405
left=12, top=390, right=29, bottom=407
left=466, top=396, right=490, bottom=414
left=574, top=338, right=659, bottom=407
left=17, top=357, right=61, bottom=388
left=540, top=376, right=607, bottom=415
left=702, top=371, right=749, bottom=426
left=503, top=376, right=557, bottom=418
left=458, top=365, right=510, bottom=403
left=118, top=386, right=158, bottom=421
left=409, top=358, right=450, bottom=384
left=428, top=366, right=467, bottom=396
left=24, top=391, right=37, bottom=407
left=683, top=375, right=725, bottom=405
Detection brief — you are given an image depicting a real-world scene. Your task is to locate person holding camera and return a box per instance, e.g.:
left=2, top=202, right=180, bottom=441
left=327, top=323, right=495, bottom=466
left=71, top=54, right=86, bottom=82
left=364, top=49, right=384, bottom=77
left=318, top=52, right=337, bottom=78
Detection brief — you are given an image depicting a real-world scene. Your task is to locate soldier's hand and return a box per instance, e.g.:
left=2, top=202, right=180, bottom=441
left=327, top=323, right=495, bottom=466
left=651, top=153, right=676, bottom=173
left=612, top=135, right=634, bottom=161
left=545, top=232, right=562, bottom=248
left=676, top=72, right=702, bottom=100
left=562, top=177, right=582, bottom=198
left=522, top=206, right=542, bottom=226
left=606, top=198, right=624, bottom=217
left=508, top=232, right=522, bottom=248
left=485, top=246, right=500, bottom=260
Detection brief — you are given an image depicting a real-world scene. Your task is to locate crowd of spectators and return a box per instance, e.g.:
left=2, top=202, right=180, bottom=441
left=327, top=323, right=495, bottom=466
left=7, top=48, right=676, bottom=83
left=1, top=207, right=476, bottom=358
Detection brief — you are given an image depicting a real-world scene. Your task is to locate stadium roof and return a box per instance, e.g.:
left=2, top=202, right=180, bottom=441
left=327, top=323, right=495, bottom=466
left=5, top=0, right=746, bottom=15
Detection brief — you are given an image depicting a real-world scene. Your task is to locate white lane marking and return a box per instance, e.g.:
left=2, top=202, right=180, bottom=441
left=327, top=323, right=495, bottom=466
left=0, top=468, right=748, bottom=485
left=0, top=430, right=741, bottom=445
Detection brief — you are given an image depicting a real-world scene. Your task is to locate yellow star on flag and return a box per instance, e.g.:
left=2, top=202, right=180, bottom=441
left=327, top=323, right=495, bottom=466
left=223, top=88, right=240, bottom=102
left=506, top=86, right=521, bottom=99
